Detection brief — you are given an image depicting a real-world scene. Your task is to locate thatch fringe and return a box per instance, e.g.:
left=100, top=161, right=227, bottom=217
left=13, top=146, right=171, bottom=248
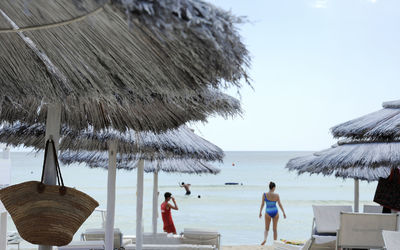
left=60, top=152, right=220, bottom=174
left=286, top=142, right=400, bottom=181
left=0, top=123, right=224, bottom=162
left=287, top=154, right=394, bottom=182
left=0, top=88, right=241, bottom=132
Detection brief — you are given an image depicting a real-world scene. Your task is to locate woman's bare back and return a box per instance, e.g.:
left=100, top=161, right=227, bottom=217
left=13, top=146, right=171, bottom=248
left=266, top=192, right=279, bottom=202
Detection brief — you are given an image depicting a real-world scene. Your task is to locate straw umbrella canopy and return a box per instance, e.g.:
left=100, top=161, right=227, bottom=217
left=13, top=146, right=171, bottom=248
left=0, top=122, right=224, bottom=249
left=0, top=0, right=250, bottom=133
left=331, top=100, right=400, bottom=140
left=0, top=123, right=224, bottom=161
left=0, top=0, right=250, bottom=104
left=286, top=141, right=400, bottom=181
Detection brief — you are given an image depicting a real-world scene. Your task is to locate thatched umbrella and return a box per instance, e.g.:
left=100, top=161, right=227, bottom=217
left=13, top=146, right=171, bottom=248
left=0, top=123, right=224, bottom=249
left=0, top=1, right=248, bottom=248
left=0, top=0, right=249, bottom=133
left=287, top=100, right=400, bottom=212
left=331, top=100, right=400, bottom=140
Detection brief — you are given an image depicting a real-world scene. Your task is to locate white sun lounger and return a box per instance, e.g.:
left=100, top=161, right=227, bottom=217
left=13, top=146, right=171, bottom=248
left=181, top=228, right=221, bottom=250
left=336, top=212, right=399, bottom=250
left=124, top=244, right=216, bottom=250
left=57, top=240, right=105, bottom=250
left=305, top=205, right=352, bottom=250
left=382, top=230, right=400, bottom=250
left=363, top=204, right=383, bottom=213
left=123, top=233, right=183, bottom=245
left=81, top=228, right=123, bottom=249
left=311, top=205, right=353, bottom=235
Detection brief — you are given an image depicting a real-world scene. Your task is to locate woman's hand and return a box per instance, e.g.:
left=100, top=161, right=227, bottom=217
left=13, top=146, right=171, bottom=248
left=259, top=212, right=262, bottom=218
left=283, top=213, right=287, bottom=219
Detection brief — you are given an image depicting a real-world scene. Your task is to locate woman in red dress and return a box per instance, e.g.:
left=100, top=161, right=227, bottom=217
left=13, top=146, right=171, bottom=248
left=161, top=192, right=179, bottom=234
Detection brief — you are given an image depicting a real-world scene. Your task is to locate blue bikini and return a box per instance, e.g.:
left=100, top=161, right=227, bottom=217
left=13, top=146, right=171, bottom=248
left=264, top=193, right=278, bottom=218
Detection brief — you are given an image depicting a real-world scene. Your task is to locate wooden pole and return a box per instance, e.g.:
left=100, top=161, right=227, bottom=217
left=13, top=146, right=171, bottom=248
left=136, top=160, right=145, bottom=250
left=39, top=104, right=61, bottom=250
left=105, top=141, right=117, bottom=250
left=354, top=179, right=359, bottom=213
left=152, top=170, right=159, bottom=234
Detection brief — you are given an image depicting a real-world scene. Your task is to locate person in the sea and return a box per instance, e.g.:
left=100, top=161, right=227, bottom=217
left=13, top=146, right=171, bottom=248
left=179, top=182, right=191, bottom=195
left=258, top=181, right=286, bottom=245
left=161, top=192, right=178, bottom=234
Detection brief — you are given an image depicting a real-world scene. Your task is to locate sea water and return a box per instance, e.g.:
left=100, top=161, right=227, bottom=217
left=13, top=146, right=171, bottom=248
left=6, top=151, right=377, bottom=248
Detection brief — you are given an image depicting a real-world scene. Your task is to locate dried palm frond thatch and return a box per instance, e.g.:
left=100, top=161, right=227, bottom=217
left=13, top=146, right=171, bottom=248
left=0, top=123, right=224, bottom=162
left=0, top=0, right=250, bottom=102
left=331, top=100, right=400, bottom=140
left=60, top=154, right=220, bottom=174
left=0, top=88, right=242, bottom=132
left=286, top=141, right=400, bottom=181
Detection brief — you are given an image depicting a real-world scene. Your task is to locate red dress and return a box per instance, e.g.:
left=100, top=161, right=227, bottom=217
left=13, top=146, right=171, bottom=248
left=161, top=202, right=176, bottom=234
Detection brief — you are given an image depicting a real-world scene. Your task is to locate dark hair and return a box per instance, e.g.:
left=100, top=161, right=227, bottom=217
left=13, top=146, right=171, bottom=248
left=269, top=182, right=276, bottom=190
left=164, top=192, right=172, bottom=199
left=181, top=182, right=185, bottom=185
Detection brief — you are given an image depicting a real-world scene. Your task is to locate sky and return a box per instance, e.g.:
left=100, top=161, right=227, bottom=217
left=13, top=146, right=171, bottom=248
left=193, top=0, right=400, bottom=151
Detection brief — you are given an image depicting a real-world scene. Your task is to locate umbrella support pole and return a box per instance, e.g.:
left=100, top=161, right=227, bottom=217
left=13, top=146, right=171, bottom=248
left=105, top=142, right=117, bottom=250
left=39, top=103, right=61, bottom=250
left=0, top=147, right=10, bottom=250
left=0, top=212, right=6, bottom=250
left=136, top=160, right=144, bottom=250
left=354, top=179, right=359, bottom=213
left=152, top=170, right=159, bottom=234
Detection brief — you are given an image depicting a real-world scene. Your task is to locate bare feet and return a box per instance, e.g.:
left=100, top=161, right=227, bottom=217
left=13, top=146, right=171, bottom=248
left=261, top=240, right=266, bottom=245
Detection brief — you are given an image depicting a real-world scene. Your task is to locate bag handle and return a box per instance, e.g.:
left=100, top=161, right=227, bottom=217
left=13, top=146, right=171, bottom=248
left=38, top=139, right=66, bottom=195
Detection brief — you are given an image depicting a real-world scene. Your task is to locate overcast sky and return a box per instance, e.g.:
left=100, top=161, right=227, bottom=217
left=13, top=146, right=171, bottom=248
left=193, top=0, right=400, bottom=151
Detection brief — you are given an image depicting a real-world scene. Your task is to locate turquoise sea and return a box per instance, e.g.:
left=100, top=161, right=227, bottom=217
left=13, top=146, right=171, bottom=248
left=6, top=151, right=377, bottom=248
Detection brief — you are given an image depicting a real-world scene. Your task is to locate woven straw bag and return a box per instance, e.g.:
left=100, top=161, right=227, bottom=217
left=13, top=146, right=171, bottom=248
left=0, top=140, right=99, bottom=246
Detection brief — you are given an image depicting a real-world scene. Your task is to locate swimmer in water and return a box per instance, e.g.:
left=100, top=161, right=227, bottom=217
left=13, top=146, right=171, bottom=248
left=179, top=182, right=191, bottom=195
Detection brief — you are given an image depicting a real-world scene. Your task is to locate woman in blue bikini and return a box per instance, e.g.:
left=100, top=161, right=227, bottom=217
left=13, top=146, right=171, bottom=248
left=259, top=181, right=286, bottom=245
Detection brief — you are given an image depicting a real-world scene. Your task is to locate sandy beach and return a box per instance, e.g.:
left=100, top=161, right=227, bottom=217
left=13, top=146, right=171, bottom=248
left=222, top=246, right=273, bottom=250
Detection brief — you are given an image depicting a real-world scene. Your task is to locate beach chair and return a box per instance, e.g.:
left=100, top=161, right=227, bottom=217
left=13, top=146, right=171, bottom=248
left=123, top=233, right=183, bottom=245
left=363, top=204, right=383, bottom=213
left=382, top=230, right=400, bottom=250
left=81, top=228, right=123, bottom=249
left=307, top=205, right=352, bottom=250
left=181, top=228, right=221, bottom=250
left=57, top=240, right=105, bottom=250
left=336, top=212, right=399, bottom=250
left=7, top=231, right=21, bottom=250
left=124, top=244, right=216, bottom=250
